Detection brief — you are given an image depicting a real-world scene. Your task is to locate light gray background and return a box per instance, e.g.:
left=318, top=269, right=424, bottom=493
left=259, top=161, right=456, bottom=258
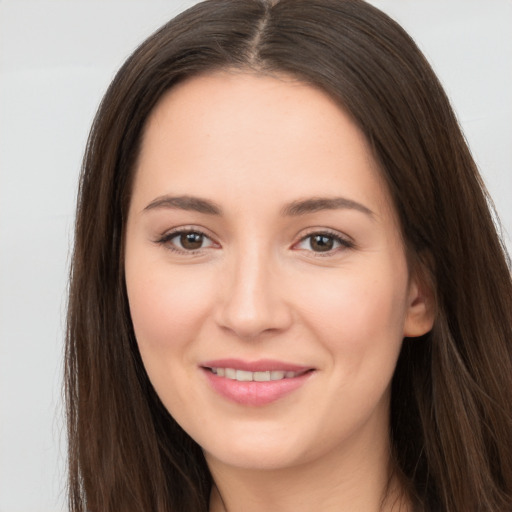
left=1, top=2, right=511, bottom=511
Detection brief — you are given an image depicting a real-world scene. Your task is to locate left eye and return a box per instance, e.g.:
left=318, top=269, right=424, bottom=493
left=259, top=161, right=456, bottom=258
left=296, top=233, right=350, bottom=253
left=164, top=231, right=215, bottom=251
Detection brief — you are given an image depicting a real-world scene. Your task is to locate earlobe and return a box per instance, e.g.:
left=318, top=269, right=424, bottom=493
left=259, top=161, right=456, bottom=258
left=403, top=276, right=436, bottom=338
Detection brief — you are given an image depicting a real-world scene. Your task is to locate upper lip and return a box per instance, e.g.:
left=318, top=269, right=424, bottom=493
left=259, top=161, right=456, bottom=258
left=200, top=358, right=313, bottom=373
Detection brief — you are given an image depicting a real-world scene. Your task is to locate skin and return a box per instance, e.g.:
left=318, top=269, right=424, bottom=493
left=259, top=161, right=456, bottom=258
left=124, top=71, right=434, bottom=512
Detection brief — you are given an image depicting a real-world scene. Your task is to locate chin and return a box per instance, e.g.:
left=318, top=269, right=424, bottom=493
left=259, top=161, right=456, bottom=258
left=200, top=424, right=322, bottom=472
left=206, top=446, right=305, bottom=472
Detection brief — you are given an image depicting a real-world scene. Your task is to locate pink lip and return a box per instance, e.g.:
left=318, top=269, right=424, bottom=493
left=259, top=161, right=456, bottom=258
left=200, top=359, right=314, bottom=406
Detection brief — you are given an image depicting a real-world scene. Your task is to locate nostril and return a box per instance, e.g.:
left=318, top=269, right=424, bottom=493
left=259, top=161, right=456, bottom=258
left=215, top=293, right=293, bottom=340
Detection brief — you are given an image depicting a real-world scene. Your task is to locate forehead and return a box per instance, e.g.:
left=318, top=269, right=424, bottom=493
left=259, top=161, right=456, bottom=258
left=133, top=70, right=394, bottom=220
left=141, top=70, right=367, bottom=161
left=145, top=70, right=360, bottom=147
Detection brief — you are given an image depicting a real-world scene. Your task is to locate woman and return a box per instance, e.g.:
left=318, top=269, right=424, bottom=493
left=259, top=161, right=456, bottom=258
left=65, top=0, right=512, bottom=510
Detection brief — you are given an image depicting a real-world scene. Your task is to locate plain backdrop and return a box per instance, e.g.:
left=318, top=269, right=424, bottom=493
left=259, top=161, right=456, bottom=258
left=0, top=1, right=511, bottom=511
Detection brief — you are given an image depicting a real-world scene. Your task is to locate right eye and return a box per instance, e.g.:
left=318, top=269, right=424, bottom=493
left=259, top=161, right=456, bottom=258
left=157, top=229, right=217, bottom=253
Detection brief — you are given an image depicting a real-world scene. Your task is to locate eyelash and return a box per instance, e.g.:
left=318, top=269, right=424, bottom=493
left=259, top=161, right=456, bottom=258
left=294, top=229, right=354, bottom=256
left=155, top=227, right=354, bottom=256
left=155, top=227, right=217, bottom=255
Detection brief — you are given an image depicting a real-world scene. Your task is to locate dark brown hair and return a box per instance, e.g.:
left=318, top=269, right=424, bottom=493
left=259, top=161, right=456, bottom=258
left=66, top=1, right=512, bottom=510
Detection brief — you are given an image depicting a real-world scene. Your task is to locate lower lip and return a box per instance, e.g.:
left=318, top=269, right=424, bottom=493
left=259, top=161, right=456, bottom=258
left=202, top=368, right=313, bottom=406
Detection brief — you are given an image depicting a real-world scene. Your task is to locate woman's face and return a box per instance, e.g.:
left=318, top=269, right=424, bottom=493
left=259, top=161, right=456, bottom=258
left=124, top=71, right=433, bottom=472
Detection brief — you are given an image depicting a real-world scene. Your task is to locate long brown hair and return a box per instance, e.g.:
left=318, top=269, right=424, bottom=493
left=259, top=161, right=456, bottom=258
left=66, top=1, right=512, bottom=510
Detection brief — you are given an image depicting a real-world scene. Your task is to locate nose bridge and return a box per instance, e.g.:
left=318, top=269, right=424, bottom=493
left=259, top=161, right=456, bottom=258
left=216, top=239, right=290, bottom=338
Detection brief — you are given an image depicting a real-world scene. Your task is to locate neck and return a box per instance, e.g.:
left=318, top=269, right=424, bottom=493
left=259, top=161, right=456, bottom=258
left=207, top=429, right=410, bottom=512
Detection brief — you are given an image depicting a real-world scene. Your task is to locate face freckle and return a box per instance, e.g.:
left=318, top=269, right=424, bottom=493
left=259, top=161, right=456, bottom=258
left=124, top=71, right=433, bottom=475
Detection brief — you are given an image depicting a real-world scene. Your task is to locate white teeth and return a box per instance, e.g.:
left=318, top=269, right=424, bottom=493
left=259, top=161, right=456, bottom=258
left=254, top=371, right=270, bottom=382
left=210, top=367, right=301, bottom=382
left=225, top=368, right=237, bottom=379
left=236, top=370, right=253, bottom=381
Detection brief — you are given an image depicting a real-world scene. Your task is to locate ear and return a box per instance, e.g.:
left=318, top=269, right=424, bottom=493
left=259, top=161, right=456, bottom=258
left=403, top=271, right=436, bottom=338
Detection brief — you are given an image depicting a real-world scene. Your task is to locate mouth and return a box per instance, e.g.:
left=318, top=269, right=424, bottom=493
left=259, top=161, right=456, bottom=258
left=200, top=359, right=315, bottom=406
left=206, top=367, right=311, bottom=382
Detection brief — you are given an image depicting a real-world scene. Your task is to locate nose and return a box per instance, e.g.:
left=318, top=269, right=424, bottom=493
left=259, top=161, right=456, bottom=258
left=215, top=247, right=293, bottom=340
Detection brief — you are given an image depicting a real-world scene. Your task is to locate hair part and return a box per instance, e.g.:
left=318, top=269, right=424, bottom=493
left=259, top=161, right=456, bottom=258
left=66, top=1, right=512, bottom=510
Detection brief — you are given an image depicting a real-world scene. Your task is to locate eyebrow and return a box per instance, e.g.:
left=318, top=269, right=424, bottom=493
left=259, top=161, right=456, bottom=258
left=281, top=197, right=374, bottom=218
left=143, top=195, right=222, bottom=215
left=143, top=194, right=374, bottom=218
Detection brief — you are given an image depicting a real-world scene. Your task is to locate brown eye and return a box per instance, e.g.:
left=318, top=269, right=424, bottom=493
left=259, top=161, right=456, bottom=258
left=309, top=234, right=334, bottom=252
left=157, top=229, right=217, bottom=253
left=295, top=231, right=352, bottom=255
left=179, top=232, right=204, bottom=250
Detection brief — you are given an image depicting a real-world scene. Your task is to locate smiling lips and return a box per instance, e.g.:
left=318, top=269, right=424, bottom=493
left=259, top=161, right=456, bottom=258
left=201, top=359, right=314, bottom=406
left=211, top=367, right=308, bottom=381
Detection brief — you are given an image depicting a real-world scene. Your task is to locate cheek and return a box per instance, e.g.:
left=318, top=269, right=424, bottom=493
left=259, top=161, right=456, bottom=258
left=298, top=270, right=408, bottom=346
left=295, top=261, right=409, bottom=418
left=293, top=269, right=408, bottom=431
left=125, top=266, right=218, bottom=419
left=126, top=265, right=214, bottom=361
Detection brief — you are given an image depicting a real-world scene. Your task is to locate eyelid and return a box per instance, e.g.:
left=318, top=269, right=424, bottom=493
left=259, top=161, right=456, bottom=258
left=154, top=225, right=353, bottom=256
left=292, top=228, right=355, bottom=255
left=155, top=225, right=220, bottom=254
